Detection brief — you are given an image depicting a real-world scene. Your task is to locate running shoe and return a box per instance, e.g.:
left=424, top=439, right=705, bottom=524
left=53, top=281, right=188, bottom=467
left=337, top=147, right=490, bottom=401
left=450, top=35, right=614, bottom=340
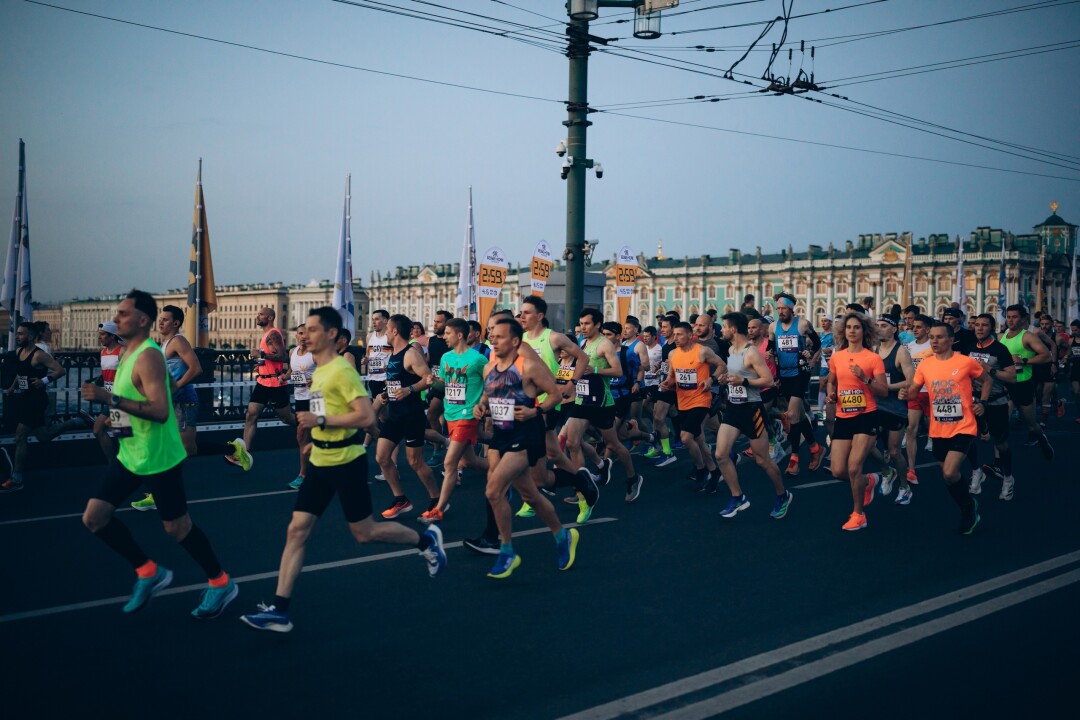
left=463, top=536, right=500, bottom=555
left=895, top=487, right=913, bottom=505
left=600, top=458, right=614, bottom=487
left=704, top=469, right=722, bottom=495
left=900, top=433, right=907, bottom=450
left=772, top=418, right=788, bottom=446
left=924, top=438, right=933, bottom=452
left=785, top=456, right=800, bottom=477
left=625, top=475, right=643, bottom=503
left=863, top=473, right=878, bottom=507
left=0, top=478, right=24, bottom=493
left=879, top=467, right=897, bottom=497
left=557, top=528, right=579, bottom=571
left=770, top=441, right=787, bottom=464
left=654, top=453, right=677, bottom=468
left=960, top=498, right=980, bottom=536
left=1058, top=399, right=1066, bottom=417
left=563, top=494, right=580, bottom=505
left=123, top=566, right=173, bottom=614
left=373, top=473, right=386, bottom=482
left=225, top=439, right=253, bottom=471
left=643, top=446, right=662, bottom=459
left=576, top=469, right=599, bottom=524
left=999, top=475, right=1015, bottom=501
left=720, top=495, right=750, bottom=518
left=842, top=512, right=867, bottom=531
left=906, top=469, right=919, bottom=486
left=381, top=498, right=413, bottom=519
left=672, top=439, right=685, bottom=450
left=240, top=603, right=293, bottom=633
left=419, top=507, right=444, bottom=524
left=427, top=446, right=445, bottom=467
left=779, top=411, right=791, bottom=434
left=807, top=444, right=826, bottom=472
left=740, top=448, right=755, bottom=462
left=420, top=525, right=447, bottom=577
left=982, top=464, right=1004, bottom=483
left=487, top=551, right=521, bottom=579
left=288, top=476, right=304, bottom=490
left=456, top=468, right=463, bottom=486
left=1036, top=434, right=1055, bottom=461
left=515, top=502, right=536, bottom=518
left=130, top=493, right=157, bottom=511
left=192, top=578, right=239, bottom=620
left=1023, top=435, right=1039, bottom=447
left=770, top=490, right=793, bottom=519
left=968, top=468, right=985, bottom=496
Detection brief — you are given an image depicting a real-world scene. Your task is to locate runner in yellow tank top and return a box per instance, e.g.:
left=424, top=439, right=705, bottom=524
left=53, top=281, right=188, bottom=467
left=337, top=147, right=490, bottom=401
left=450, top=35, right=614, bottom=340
left=80, top=290, right=237, bottom=619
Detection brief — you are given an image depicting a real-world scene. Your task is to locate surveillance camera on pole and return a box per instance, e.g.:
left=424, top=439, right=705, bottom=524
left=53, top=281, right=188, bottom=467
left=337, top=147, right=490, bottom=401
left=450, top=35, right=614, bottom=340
left=594, top=162, right=603, bottom=179
left=561, top=156, right=573, bottom=180
left=555, top=140, right=567, bottom=157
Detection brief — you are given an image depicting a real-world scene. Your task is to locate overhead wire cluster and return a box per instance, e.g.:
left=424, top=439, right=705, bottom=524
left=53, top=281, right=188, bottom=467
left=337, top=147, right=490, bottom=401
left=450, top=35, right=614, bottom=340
left=19, top=0, right=1080, bottom=182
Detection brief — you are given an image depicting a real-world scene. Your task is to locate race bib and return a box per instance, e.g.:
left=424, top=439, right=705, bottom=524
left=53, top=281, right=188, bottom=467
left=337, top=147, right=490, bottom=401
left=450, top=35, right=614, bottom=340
left=659, top=361, right=670, bottom=378
left=489, top=397, right=515, bottom=428
left=369, top=355, right=387, bottom=373
left=838, top=388, right=867, bottom=414
left=576, top=378, right=591, bottom=400
left=309, top=392, right=326, bottom=416
left=675, top=369, right=696, bottom=389
left=1072, top=346, right=1080, bottom=358
left=15, top=375, right=28, bottom=392
left=107, top=408, right=133, bottom=439
left=777, top=336, right=799, bottom=352
left=933, top=400, right=962, bottom=421
left=103, top=381, right=114, bottom=393
left=555, top=366, right=575, bottom=383
left=445, top=382, right=466, bottom=405
left=643, top=372, right=659, bottom=387
left=728, top=383, right=748, bottom=403
left=291, top=371, right=308, bottom=386
left=386, top=380, right=402, bottom=401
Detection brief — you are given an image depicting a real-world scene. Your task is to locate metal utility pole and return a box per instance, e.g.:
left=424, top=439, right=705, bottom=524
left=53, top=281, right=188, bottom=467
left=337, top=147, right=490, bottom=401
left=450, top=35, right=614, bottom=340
left=561, top=1, right=668, bottom=325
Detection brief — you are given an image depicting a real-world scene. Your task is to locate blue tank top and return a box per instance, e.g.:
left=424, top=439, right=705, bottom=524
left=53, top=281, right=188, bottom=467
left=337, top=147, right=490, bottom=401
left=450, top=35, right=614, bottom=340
left=775, top=320, right=804, bottom=377
left=163, top=336, right=197, bottom=404
left=484, top=355, right=542, bottom=440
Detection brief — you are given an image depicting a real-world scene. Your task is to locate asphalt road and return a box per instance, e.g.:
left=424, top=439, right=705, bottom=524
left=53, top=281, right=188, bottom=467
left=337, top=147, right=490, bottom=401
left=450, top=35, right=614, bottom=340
left=2, top=411, right=1078, bottom=719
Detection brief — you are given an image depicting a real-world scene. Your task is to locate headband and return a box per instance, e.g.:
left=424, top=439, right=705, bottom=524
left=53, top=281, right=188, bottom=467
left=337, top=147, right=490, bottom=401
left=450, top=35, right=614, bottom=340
left=879, top=315, right=898, bottom=328
left=776, top=297, right=795, bottom=309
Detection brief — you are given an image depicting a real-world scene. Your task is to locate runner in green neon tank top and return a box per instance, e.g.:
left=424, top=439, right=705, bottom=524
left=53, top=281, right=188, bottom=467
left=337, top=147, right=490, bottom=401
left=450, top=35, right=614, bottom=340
left=1001, top=304, right=1055, bottom=460
left=563, top=308, right=643, bottom=503
left=80, top=290, right=237, bottom=619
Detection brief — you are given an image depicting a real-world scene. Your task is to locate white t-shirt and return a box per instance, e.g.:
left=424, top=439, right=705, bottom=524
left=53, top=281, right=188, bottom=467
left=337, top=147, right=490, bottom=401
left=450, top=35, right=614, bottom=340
left=366, top=332, right=390, bottom=381
left=290, top=348, right=315, bottom=401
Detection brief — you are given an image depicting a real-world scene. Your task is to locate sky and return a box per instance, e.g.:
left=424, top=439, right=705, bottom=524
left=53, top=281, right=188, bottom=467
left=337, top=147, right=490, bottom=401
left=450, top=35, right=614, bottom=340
left=1, top=0, right=1079, bottom=303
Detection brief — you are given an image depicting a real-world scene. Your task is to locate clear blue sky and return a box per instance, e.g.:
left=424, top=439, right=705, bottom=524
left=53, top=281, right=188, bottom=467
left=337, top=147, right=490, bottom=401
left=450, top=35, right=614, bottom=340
left=2, top=0, right=1078, bottom=303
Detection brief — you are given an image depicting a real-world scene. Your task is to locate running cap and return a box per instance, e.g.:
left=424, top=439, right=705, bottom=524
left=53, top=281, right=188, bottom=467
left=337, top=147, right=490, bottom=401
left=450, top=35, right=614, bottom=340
left=99, top=321, right=126, bottom=344
left=942, top=307, right=963, bottom=318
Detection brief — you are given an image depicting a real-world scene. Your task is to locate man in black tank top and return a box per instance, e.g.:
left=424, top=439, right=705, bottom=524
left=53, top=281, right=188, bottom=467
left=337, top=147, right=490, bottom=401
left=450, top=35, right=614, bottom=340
left=1, top=322, right=67, bottom=493
left=374, top=314, right=439, bottom=520
left=868, top=315, right=916, bottom=504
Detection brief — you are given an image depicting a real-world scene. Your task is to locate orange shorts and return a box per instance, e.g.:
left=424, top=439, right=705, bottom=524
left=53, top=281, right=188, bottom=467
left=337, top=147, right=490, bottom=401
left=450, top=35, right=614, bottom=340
left=906, top=392, right=930, bottom=414
left=447, top=419, right=479, bottom=445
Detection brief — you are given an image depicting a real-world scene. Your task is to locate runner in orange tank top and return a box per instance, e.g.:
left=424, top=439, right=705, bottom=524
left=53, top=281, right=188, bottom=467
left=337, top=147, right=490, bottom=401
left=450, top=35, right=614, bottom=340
left=901, top=323, right=991, bottom=535
left=225, top=306, right=297, bottom=472
left=824, top=312, right=887, bottom=532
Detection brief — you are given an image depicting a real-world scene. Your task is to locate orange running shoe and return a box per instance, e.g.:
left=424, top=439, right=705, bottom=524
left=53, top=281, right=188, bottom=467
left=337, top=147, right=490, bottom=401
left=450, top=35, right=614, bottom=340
left=785, top=456, right=800, bottom=477
left=381, top=498, right=413, bottom=519
left=418, top=507, right=444, bottom=524
left=863, top=473, right=878, bottom=507
left=807, top=443, right=825, bottom=471
left=906, top=469, right=919, bottom=486
left=780, top=412, right=791, bottom=434
left=842, top=512, right=867, bottom=531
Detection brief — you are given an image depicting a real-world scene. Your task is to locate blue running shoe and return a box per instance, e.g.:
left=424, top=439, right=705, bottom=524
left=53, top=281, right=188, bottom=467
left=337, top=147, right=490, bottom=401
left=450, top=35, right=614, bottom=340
left=720, top=495, right=750, bottom=519
left=672, top=439, right=685, bottom=450
left=240, top=603, right=293, bottom=633
left=191, top=578, right=238, bottom=620
left=488, top=551, right=521, bottom=579
left=123, top=566, right=173, bottom=614
left=421, top=525, right=447, bottom=577
left=557, top=528, right=579, bottom=571
left=770, top=490, right=793, bottom=519
left=288, top=475, right=304, bottom=490
left=654, top=453, right=677, bottom=468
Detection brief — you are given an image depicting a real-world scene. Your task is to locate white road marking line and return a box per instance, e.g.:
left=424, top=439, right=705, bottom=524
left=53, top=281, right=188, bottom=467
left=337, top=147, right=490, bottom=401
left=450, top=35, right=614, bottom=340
left=654, top=568, right=1080, bottom=719
left=0, top=517, right=617, bottom=624
left=557, top=548, right=1080, bottom=720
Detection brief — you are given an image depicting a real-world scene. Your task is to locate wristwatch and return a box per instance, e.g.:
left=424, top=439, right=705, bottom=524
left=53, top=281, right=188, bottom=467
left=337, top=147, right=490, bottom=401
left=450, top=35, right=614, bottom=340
left=110, top=394, right=123, bottom=409
left=316, top=415, right=327, bottom=429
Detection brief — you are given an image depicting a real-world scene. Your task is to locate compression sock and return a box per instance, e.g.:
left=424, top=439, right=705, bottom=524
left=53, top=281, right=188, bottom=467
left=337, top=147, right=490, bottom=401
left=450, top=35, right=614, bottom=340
left=178, top=524, right=224, bottom=580
left=94, top=518, right=149, bottom=569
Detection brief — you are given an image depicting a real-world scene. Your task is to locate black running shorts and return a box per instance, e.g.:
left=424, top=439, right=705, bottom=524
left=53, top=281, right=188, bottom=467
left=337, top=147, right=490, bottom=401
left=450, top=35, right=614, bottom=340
left=94, top=461, right=187, bottom=522
left=294, top=454, right=373, bottom=523
left=931, top=433, right=974, bottom=464
left=778, top=373, right=811, bottom=401
left=1007, top=379, right=1035, bottom=407
left=722, top=401, right=767, bottom=440
left=831, top=410, right=880, bottom=441
left=381, top=407, right=427, bottom=448
left=250, top=383, right=291, bottom=409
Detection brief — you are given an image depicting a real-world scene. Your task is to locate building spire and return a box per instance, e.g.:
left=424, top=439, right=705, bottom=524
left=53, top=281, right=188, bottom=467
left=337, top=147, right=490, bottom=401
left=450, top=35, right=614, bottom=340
left=656, top=239, right=665, bottom=260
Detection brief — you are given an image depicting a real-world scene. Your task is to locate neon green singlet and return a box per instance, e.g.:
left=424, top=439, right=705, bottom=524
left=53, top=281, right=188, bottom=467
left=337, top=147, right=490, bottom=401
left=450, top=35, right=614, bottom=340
left=114, top=338, right=187, bottom=475
left=576, top=336, right=614, bottom=407
left=524, top=328, right=561, bottom=408
left=1000, top=329, right=1034, bottom=383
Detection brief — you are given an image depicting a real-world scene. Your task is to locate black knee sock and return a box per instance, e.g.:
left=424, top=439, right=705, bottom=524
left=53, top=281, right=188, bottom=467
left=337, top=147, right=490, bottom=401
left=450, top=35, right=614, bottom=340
left=94, top=518, right=148, bottom=569
left=798, top=416, right=816, bottom=448
left=999, top=448, right=1013, bottom=475
left=178, top=524, right=224, bottom=580
left=790, top=419, right=803, bottom=454
left=944, top=479, right=972, bottom=510
left=553, top=467, right=586, bottom=492
left=273, top=595, right=291, bottom=612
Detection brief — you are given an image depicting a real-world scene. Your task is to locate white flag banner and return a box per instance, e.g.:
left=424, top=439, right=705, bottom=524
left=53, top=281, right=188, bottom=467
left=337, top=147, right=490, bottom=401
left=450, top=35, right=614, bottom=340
left=1068, top=238, right=1078, bottom=322
left=3, top=139, right=32, bottom=351
left=455, top=187, right=478, bottom=320
left=954, top=235, right=965, bottom=310
left=332, top=174, right=356, bottom=334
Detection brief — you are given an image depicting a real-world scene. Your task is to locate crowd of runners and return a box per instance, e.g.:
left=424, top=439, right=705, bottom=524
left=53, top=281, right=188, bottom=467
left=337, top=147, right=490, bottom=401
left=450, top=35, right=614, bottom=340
left=3, top=288, right=1077, bottom=633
